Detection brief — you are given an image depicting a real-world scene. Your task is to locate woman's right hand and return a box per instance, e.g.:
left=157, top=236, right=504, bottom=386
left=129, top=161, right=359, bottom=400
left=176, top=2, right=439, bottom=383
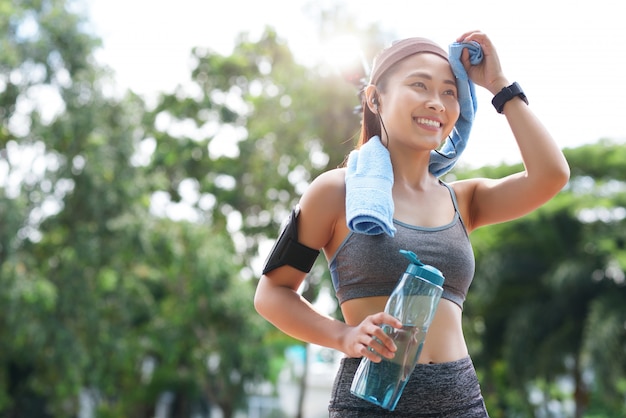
left=456, top=30, right=508, bottom=95
left=341, top=312, right=403, bottom=362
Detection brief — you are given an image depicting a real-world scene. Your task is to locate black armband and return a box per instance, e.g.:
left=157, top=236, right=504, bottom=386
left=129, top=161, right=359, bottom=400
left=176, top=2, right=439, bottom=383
left=262, top=205, right=320, bottom=275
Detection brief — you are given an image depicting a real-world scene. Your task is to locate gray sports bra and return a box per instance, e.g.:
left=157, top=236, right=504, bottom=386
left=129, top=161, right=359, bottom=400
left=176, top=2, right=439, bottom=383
left=328, top=182, right=475, bottom=309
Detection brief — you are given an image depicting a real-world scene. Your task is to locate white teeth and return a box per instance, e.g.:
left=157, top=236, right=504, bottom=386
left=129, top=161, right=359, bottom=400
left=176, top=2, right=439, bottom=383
left=416, top=117, right=441, bottom=128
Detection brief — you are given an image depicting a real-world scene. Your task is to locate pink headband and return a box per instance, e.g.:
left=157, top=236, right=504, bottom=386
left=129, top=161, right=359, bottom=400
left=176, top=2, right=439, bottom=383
left=369, top=37, right=448, bottom=85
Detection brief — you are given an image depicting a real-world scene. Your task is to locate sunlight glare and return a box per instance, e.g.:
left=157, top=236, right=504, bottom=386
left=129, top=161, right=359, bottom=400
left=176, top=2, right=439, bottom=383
left=316, top=34, right=369, bottom=78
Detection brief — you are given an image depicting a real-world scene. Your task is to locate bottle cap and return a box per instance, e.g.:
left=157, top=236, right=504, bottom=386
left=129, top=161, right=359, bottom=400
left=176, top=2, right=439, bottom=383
left=400, top=250, right=445, bottom=287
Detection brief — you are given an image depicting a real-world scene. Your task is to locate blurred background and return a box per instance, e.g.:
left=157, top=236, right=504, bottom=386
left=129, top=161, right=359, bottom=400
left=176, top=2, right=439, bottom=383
left=1, top=0, right=625, bottom=417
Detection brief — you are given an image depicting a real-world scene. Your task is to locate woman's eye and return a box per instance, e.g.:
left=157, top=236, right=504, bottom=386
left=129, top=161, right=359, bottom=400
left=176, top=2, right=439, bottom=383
left=444, top=89, right=457, bottom=97
left=413, top=82, right=427, bottom=89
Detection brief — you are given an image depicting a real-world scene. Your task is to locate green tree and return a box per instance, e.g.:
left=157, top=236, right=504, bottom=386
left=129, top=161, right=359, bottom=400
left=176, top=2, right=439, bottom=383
left=139, top=26, right=359, bottom=416
left=1, top=0, right=117, bottom=414
left=142, top=27, right=359, bottom=263
left=1, top=1, right=273, bottom=417
left=462, top=140, right=626, bottom=417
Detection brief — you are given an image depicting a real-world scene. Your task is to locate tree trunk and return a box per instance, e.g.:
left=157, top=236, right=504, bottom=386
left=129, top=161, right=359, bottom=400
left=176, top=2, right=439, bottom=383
left=573, top=361, right=589, bottom=418
left=296, top=345, right=309, bottom=418
left=220, top=402, right=234, bottom=418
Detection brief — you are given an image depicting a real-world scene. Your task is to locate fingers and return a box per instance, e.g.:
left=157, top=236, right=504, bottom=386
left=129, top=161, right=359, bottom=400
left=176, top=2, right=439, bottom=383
left=456, top=29, right=485, bottom=43
left=454, top=30, right=508, bottom=92
left=349, top=313, right=402, bottom=362
left=457, top=31, right=497, bottom=57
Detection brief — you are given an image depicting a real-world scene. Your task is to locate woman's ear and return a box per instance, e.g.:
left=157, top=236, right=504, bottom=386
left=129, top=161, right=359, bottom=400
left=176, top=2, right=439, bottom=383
left=364, top=85, right=380, bottom=113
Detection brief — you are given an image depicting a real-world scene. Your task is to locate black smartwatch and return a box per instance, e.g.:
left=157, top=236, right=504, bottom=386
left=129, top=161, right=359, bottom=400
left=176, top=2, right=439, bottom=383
left=491, top=82, right=528, bottom=114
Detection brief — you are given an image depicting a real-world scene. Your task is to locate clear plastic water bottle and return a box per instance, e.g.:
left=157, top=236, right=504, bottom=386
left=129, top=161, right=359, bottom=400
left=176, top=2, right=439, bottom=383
left=350, top=249, right=445, bottom=411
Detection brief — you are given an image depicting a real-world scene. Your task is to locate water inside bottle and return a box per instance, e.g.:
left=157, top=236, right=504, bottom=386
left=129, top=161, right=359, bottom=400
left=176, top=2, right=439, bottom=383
left=387, top=324, right=424, bottom=379
left=351, top=324, right=428, bottom=410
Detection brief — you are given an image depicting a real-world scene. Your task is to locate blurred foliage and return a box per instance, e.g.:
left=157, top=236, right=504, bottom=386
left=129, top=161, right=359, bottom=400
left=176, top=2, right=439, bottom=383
left=1, top=0, right=278, bottom=417
left=1, top=0, right=625, bottom=417
left=460, top=141, right=626, bottom=417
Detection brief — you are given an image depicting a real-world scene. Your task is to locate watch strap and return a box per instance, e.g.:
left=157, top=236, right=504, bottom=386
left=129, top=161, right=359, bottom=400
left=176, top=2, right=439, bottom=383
left=491, top=82, right=528, bottom=114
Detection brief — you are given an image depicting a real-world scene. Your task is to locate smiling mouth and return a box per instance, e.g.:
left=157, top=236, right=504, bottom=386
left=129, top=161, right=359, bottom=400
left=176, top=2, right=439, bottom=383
left=415, top=117, right=442, bottom=128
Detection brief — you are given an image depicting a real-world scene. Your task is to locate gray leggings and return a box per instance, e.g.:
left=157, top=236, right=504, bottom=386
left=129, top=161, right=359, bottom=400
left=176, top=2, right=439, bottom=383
left=329, top=356, right=489, bottom=417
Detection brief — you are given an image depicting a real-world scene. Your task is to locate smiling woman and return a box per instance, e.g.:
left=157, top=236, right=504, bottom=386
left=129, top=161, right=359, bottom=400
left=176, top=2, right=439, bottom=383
left=254, top=30, right=570, bottom=416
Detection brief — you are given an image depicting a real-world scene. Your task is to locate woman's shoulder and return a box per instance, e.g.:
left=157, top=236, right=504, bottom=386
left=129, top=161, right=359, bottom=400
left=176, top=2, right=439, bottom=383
left=300, top=167, right=346, bottom=213
left=297, top=168, right=347, bottom=250
left=306, top=167, right=347, bottom=197
left=316, top=166, right=347, bottom=182
left=448, top=178, right=482, bottom=232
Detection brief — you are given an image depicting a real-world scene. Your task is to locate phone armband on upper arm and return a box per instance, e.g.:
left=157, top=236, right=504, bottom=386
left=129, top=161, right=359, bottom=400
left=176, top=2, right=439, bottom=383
left=262, top=205, right=320, bottom=275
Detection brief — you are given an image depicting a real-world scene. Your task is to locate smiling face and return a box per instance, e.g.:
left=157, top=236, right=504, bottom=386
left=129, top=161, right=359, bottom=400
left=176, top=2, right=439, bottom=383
left=377, top=52, right=460, bottom=153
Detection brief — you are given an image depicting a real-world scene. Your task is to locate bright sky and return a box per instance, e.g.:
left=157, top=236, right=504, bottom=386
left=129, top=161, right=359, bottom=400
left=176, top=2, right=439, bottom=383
left=88, top=0, right=626, bottom=168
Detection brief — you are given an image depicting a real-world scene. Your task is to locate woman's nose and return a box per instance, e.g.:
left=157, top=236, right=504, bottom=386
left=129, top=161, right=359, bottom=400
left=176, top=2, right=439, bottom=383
left=426, top=95, right=445, bottom=112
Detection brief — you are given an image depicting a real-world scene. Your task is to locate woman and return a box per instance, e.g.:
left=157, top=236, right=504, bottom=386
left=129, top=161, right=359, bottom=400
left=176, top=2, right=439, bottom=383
left=254, top=30, right=570, bottom=417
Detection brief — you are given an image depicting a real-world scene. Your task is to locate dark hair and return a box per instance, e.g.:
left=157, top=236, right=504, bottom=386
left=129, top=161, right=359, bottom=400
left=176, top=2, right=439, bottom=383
left=357, top=89, right=383, bottom=149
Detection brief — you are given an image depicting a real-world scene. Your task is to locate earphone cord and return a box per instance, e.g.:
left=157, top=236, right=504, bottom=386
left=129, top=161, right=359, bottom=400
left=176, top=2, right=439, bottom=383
left=377, top=112, right=390, bottom=148
left=434, top=135, right=458, bottom=159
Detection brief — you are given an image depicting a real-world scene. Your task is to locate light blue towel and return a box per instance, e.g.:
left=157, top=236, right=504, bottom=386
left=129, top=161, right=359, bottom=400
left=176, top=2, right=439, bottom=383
left=345, top=42, right=483, bottom=237
left=429, top=41, right=482, bottom=176
left=345, top=135, right=396, bottom=236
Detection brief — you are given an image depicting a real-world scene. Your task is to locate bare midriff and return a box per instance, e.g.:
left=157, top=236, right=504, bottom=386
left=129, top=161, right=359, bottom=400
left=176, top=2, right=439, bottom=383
left=341, top=296, right=468, bottom=364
